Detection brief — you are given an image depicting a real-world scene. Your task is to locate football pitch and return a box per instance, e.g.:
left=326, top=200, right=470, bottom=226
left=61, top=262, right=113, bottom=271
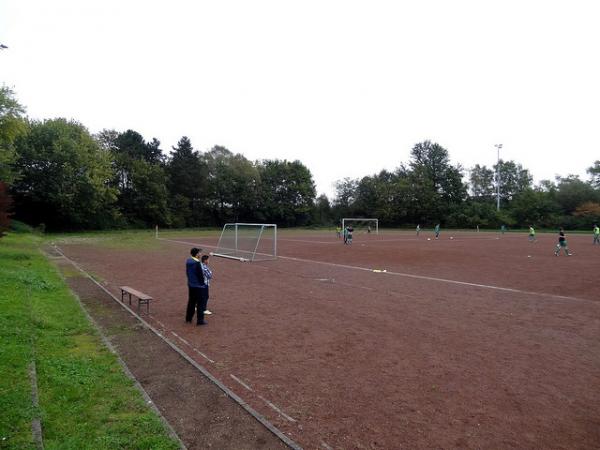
left=55, top=229, right=600, bottom=449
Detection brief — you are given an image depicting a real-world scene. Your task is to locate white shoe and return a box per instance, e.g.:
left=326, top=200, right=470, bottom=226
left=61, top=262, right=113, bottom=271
left=204, top=310, right=213, bottom=315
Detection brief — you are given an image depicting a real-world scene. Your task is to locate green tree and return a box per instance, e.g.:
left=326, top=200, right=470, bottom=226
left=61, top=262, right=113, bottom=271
left=587, top=161, right=600, bottom=188
left=204, top=146, right=260, bottom=223
left=0, top=86, right=26, bottom=184
left=408, top=141, right=467, bottom=223
left=553, top=175, right=599, bottom=215
left=469, top=164, right=495, bottom=198
left=166, top=136, right=208, bottom=227
left=12, top=119, right=118, bottom=230
left=312, top=194, right=332, bottom=225
left=258, top=159, right=316, bottom=226
left=108, top=129, right=170, bottom=227
left=494, top=160, right=532, bottom=203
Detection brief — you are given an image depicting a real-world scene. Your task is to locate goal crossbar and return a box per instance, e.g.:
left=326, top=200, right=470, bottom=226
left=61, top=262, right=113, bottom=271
left=341, top=218, right=379, bottom=234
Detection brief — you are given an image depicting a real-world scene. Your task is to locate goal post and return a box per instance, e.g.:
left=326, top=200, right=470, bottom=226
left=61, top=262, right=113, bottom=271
left=341, top=218, right=379, bottom=234
left=211, top=223, right=277, bottom=262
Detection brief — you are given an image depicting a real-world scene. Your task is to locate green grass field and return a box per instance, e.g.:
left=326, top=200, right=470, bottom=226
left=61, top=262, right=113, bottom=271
left=0, top=233, right=179, bottom=450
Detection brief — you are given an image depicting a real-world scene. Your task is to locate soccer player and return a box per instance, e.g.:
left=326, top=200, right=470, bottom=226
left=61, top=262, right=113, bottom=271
left=343, top=226, right=348, bottom=244
left=528, top=225, right=536, bottom=242
left=336, top=225, right=342, bottom=239
left=501, top=224, right=506, bottom=235
left=347, top=225, right=354, bottom=244
left=434, top=223, right=440, bottom=240
left=555, top=227, right=572, bottom=256
left=593, top=224, right=599, bottom=245
left=416, top=224, right=420, bottom=237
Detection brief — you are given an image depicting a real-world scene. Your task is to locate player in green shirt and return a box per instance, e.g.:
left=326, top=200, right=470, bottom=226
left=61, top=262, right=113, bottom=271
left=528, top=225, right=536, bottom=242
left=594, top=224, right=599, bottom=245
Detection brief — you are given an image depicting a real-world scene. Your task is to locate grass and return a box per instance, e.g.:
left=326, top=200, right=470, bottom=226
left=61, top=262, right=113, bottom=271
left=0, top=233, right=179, bottom=450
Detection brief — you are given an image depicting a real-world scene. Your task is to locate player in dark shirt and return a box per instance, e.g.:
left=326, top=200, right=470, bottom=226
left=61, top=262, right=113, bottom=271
left=554, top=228, right=572, bottom=256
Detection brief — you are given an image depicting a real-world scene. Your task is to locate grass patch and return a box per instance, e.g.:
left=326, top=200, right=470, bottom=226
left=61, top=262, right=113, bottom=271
left=0, top=233, right=179, bottom=450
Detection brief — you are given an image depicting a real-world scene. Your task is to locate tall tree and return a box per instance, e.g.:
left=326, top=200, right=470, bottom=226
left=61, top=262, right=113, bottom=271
left=166, top=136, right=208, bottom=227
left=588, top=161, right=600, bottom=188
left=493, top=160, right=532, bottom=203
left=408, top=141, right=467, bottom=223
left=0, top=86, right=26, bottom=184
left=258, top=159, right=316, bottom=226
left=469, top=164, right=495, bottom=198
left=12, top=119, right=118, bottom=230
left=109, top=130, right=170, bottom=226
left=204, top=146, right=260, bottom=223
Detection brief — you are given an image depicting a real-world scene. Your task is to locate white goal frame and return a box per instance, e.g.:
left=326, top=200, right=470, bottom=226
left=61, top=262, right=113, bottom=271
left=211, top=223, right=277, bottom=262
left=341, top=218, right=379, bottom=234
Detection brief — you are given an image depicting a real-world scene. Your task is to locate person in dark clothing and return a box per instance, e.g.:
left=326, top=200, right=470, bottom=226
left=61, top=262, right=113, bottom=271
left=185, top=247, right=208, bottom=325
left=554, top=228, right=573, bottom=256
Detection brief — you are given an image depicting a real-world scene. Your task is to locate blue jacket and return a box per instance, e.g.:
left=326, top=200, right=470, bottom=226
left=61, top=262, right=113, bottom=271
left=186, top=257, right=206, bottom=288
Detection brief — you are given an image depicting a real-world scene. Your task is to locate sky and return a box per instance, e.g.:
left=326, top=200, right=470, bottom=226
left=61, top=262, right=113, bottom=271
left=1, top=0, right=599, bottom=198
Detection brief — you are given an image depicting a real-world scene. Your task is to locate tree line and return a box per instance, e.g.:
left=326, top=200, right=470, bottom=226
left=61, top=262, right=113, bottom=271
left=1, top=86, right=599, bottom=234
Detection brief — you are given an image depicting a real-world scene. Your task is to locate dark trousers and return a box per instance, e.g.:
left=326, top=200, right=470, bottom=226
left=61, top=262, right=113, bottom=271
left=186, top=287, right=208, bottom=324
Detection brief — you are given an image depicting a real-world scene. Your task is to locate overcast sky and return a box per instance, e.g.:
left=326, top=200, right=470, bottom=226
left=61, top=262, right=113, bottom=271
left=1, top=0, right=598, bottom=197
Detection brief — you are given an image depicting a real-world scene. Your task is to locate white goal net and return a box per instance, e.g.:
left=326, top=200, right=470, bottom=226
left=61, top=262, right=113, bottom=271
left=341, top=218, right=379, bottom=234
left=212, top=223, right=277, bottom=262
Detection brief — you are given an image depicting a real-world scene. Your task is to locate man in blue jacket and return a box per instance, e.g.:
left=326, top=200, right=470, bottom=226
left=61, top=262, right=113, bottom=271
left=185, top=247, right=208, bottom=325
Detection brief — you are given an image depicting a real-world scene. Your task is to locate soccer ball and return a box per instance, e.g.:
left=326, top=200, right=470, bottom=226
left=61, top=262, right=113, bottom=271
left=427, top=238, right=431, bottom=241
left=450, top=237, right=454, bottom=240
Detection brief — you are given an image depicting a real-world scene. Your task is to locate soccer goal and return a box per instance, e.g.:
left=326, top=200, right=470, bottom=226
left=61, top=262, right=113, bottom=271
left=211, top=223, right=277, bottom=262
left=341, top=218, right=379, bottom=234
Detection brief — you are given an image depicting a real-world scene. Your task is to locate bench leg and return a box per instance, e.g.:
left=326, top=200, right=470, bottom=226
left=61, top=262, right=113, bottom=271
left=128, top=293, right=132, bottom=306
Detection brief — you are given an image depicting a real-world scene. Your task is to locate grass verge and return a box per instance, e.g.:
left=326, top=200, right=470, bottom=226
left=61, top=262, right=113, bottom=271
left=0, top=233, right=180, bottom=450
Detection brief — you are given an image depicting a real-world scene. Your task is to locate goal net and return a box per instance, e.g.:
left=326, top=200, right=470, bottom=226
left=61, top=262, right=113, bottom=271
left=341, top=218, right=379, bottom=234
left=212, top=223, right=277, bottom=262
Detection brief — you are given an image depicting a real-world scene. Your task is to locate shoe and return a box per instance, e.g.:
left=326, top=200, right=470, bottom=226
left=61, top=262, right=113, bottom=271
left=204, top=310, right=212, bottom=315
left=197, top=321, right=207, bottom=326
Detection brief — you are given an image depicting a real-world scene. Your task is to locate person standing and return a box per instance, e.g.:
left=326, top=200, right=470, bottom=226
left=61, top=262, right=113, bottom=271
left=336, top=225, right=342, bottom=239
left=416, top=224, right=420, bottom=237
left=555, top=228, right=572, bottom=256
left=185, top=247, right=208, bottom=325
left=528, top=225, right=536, bottom=242
left=347, top=225, right=354, bottom=244
left=501, top=224, right=506, bottom=235
left=201, top=254, right=213, bottom=315
left=593, top=224, right=600, bottom=245
left=434, top=223, right=440, bottom=240
left=343, top=226, right=348, bottom=244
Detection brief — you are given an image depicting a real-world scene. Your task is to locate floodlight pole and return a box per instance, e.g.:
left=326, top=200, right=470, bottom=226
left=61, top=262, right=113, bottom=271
left=495, top=144, right=502, bottom=211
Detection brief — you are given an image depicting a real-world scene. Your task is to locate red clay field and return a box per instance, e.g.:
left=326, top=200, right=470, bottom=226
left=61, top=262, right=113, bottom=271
left=55, top=229, right=600, bottom=449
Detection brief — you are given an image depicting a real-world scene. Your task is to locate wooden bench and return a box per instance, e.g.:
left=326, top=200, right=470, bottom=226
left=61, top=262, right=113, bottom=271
left=119, top=286, right=153, bottom=314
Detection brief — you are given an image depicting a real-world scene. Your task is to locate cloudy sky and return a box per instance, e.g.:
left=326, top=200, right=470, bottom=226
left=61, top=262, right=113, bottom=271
left=1, top=0, right=598, bottom=197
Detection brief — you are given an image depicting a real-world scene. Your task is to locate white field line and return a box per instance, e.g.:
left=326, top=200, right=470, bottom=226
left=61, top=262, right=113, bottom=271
left=257, top=395, right=297, bottom=423
left=230, top=374, right=253, bottom=392
left=158, top=237, right=594, bottom=304
left=192, top=348, right=215, bottom=364
left=321, top=441, right=334, bottom=450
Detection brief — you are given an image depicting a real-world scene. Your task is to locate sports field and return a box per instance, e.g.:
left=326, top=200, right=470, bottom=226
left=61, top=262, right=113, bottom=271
left=54, top=229, right=600, bottom=449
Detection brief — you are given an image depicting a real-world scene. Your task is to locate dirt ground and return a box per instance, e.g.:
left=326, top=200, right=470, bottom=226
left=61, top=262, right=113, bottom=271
left=50, top=252, right=293, bottom=450
left=53, top=230, right=600, bottom=449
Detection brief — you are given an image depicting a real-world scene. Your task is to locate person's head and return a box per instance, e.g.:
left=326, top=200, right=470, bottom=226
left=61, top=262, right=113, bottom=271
left=201, top=254, right=209, bottom=263
left=190, top=247, right=201, bottom=257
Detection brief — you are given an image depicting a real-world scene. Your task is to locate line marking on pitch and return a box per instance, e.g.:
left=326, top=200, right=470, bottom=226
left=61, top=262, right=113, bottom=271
left=230, top=374, right=253, bottom=391
left=257, top=395, right=297, bottom=422
left=158, top=237, right=595, bottom=304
